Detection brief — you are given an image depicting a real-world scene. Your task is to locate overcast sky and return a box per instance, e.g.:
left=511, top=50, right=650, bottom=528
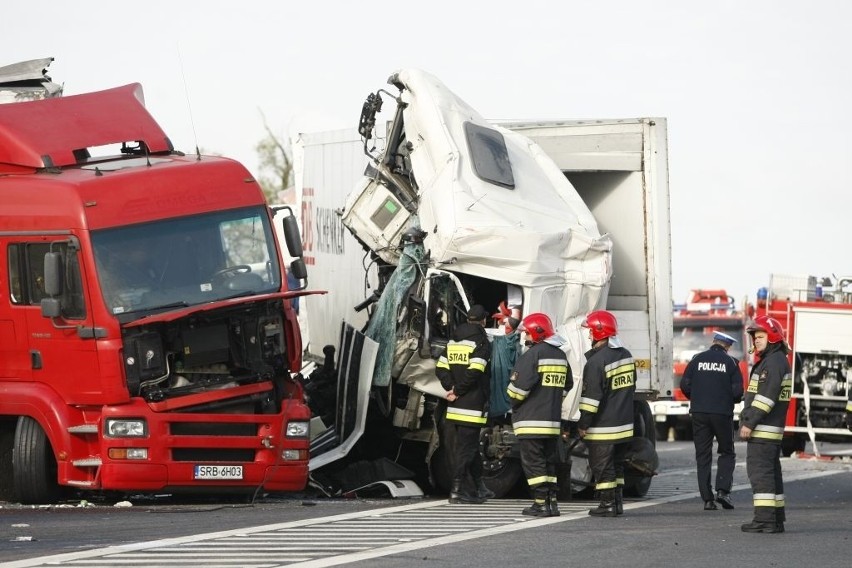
left=4, top=1, right=851, bottom=308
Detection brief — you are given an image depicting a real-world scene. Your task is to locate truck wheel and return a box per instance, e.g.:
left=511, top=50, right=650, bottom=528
left=12, top=416, right=61, bottom=504
left=480, top=458, right=523, bottom=498
left=781, top=435, right=806, bottom=457
left=0, top=422, right=14, bottom=501
left=624, top=401, right=657, bottom=497
left=430, top=423, right=524, bottom=498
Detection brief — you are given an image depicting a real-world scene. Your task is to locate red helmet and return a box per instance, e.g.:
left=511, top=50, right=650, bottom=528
left=582, top=310, right=618, bottom=342
left=519, top=313, right=554, bottom=343
left=747, top=315, right=785, bottom=344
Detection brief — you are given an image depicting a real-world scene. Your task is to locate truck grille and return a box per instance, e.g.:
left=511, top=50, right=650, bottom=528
left=172, top=449, right=256, bottom=462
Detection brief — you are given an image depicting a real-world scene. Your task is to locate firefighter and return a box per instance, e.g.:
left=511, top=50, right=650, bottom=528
left=507, top=313, right=572, bottom=516
left=578, top=310, right=636, bottom=517
left=739, top=315, right=792, bottom=534
left=847, top=383, right=852, bottom=431
left=681, top=331, right=744, bottom=511
left=436, top=304, right=493, bottom=504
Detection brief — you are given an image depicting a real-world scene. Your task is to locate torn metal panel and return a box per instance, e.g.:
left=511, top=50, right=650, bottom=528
left=0, top=57, right=63, bottom=103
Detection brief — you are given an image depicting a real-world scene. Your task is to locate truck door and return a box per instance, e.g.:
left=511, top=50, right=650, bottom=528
left=12, top=238, right=102, bottom=403
left=0, top=241, right=31, bottom=380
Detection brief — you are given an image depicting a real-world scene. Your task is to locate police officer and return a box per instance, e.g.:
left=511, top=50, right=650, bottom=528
left=739, top=315, right=792, bottom=533
left=681, top=331, right=744, bottom=511
left=436, top=304, right=493, bottom=504
left=578, top=310, right=636, bottom=517
left=507, top=313, right=572, bottom=517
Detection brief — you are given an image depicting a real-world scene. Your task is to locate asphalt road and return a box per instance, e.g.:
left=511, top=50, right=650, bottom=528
left=1, top=441, right=851, bottom=567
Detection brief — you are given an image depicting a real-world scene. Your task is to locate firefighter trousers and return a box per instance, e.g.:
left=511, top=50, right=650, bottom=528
left=691, top=412, right=736, bottom=501
left=746, top=441, right=785, bottom=524
left=519, top=437, right=559, bottom=490
left=588, top=441, right=629, bottom=492
left=445, top=422, right=483, bottom=483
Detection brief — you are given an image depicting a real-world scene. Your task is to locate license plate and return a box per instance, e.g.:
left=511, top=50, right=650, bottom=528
left=194, top=465, right=243, bottom=480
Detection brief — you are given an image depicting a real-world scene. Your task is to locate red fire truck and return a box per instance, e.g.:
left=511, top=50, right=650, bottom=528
left=0, top=61, right=314, bottom=503
left=753, top=274, right=852, bottom=456
left=654, top=289, right=750, bottom=440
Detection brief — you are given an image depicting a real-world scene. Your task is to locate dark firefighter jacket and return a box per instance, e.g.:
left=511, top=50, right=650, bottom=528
left=507, top=340, right=571, bottom=438
left=740, top=342, right=792, bottom=444
left=577, top=340, right=636, bottom=443
left=681, top=344, right=744, bottom=415
left=436, top=321, right=491, bottom=427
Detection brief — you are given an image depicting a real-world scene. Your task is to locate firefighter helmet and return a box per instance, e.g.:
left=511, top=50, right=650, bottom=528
left=747, top=315, right=786, bottom=344
left=519, top=313, right=554, bottom=343
left=582, top=310, right=618, bottom=342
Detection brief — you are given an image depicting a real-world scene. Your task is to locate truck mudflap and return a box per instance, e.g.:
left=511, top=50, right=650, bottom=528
left=308, top=324, right=379, bottom=471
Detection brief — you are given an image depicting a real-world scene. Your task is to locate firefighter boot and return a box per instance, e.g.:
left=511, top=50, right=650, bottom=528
left=741, top=520, right=782, bottom=533
left=475, top=478, right=495, bottom=501
left=523, top=488, right=551, bottom=517
left=546, top=489, right=561, bottom=517
left=615, top=486, right=624, bottom=516
left=449, top=479, right=484, bottom=504
left=588, top=490, right=617, bottom=517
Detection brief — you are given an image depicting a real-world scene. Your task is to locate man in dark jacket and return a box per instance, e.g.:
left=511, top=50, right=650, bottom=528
left=578, top=310, right=636, bottom=517
left=436, top=304, right=493, bottom=503
left=739, top=315, right=792, bottom=534
left=681, top=331, right=744, bottom=511
left=507, top=312, right=571, bottom=517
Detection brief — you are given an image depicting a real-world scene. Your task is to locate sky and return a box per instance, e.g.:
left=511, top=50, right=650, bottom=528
left=4, top=0, right=851, bottom=309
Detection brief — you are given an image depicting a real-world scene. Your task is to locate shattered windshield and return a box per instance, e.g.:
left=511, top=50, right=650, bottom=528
left=92, top=206, right=280, bottom=315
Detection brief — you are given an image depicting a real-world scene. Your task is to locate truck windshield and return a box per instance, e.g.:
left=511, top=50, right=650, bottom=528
left=91, top=207, right=280, bottom=315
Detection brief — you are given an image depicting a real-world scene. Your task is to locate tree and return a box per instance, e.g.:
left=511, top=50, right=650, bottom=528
left=255, top=110, right=294, bottom=204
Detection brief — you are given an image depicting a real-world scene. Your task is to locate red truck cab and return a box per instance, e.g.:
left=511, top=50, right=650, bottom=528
left=0, top=80, right=313, bottom=503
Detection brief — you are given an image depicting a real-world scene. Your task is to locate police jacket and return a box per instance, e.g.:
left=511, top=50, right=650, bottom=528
left=741, top=342, right=792, bottom=444
left=681, top=344, right=744, bottom=415
left=436, top=322, right=491, bottom=427
left=507, top=339, right=571, bottom=438
left=577, top=339, right=636, bottom=444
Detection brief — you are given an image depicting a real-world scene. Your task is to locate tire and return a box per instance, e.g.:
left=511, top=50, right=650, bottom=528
left=12, top=416, right=61, bottom=504
left=624, top=401, right=657, bottom=497
left=781, top=435, right=806, bottom=457
left=0, top=423, right=14, bottom=502
left=480, top=458, right=523, bottom=498
left=431, top=426, right=524, bottom=498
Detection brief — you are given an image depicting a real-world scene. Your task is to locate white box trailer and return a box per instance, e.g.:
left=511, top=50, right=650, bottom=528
left=292, top=69, right=671, bottom=497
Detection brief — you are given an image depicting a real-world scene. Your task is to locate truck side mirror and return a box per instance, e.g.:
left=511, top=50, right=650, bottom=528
left=281, top=211, right=303, bottom=258
left=43, top=251, right=63, bottom=297
left=40, top=297, right=61, bottom=318
left=289, top=259, right=307, bottom=284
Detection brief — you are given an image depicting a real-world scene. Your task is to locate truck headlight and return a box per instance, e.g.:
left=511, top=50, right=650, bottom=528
left=286, top=421, right=309, bottom=438
left=105, top=419, right=148, bottom=438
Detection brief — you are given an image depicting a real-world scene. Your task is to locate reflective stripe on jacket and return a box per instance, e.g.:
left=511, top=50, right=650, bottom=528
left=436, top=322, right=491, bottom=427
left=741, top=344, right=791, bottom=444
left=508, top=342, right=571, bottom=438
left=578, top=342, right=635, bottom=443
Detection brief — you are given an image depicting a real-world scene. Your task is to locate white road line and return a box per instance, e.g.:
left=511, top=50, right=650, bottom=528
left=3, top=469, right=843, bottom=568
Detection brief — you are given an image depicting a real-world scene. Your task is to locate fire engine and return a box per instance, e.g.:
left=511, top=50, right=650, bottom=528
left=752, top=274, right=852, bottom=456
left=0, top=59, right=315, bottom=503
left=654, top=289, right=750, bottom=440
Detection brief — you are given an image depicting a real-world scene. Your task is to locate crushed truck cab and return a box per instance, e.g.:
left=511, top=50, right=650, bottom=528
left=297, top=69, right=671, bottom=498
